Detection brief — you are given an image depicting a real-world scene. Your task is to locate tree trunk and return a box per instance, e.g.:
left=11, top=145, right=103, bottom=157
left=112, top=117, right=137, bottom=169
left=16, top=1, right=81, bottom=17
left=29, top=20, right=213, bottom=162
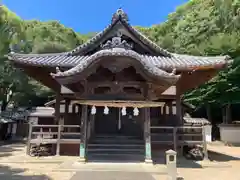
left=206, top=104, right=212, bottom=123
left=1, top=99, right=8, bottom=111
left=225, top=103, right=231, bottom=124
left=222, top=106, right=226, bottom=124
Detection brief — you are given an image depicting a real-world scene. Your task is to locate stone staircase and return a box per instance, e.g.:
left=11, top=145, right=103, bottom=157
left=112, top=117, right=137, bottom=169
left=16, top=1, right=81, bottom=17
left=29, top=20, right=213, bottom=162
left=87, top=134, right=145, bottom=162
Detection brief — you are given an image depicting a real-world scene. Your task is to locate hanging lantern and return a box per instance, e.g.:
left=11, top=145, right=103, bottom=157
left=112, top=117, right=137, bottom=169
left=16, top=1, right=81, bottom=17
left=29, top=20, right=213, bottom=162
left=121, top=107, right=126, bottom=116
left=133, top=107, right=139, bottom=116
left=104, top=106, right=109, bottom=115
left=91, top=106, right=96, bottom=115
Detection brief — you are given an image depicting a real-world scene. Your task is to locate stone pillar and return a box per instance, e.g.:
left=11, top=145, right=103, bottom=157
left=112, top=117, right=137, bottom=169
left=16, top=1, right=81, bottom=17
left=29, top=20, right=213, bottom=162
left=144, top=107, right=152, bottom=163
left=202, top=127, right=209, bottom=160
left=166, top=149, right=177, bottom=180
left=79, top=105, right=88, bottom=162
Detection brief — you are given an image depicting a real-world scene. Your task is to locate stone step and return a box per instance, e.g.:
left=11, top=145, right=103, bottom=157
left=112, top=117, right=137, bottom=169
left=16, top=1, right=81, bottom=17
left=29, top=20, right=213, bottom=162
left=87, top=153, right=145, bottom=162
left=94, top=135, right=143, bottom=139
left=91, top=138, right=144, bottom=144
left=88, top=144, right=144, bottom=148
left=88, top=148, right=144, bottom=153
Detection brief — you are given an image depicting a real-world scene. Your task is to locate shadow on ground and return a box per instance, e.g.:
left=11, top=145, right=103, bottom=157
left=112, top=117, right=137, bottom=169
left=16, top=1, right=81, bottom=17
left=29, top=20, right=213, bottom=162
left=0, top=165, right=52, bottom=180
left=70, top=171, right=155, bottom=180
left=0, top=141, right=26, bottom=158
left=153, top=155, right=203, bottom=169
left=208, top=150, right=240, bottom=162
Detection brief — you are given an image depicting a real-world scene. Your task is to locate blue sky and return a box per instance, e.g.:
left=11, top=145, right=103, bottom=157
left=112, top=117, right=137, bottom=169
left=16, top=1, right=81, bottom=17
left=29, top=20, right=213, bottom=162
left=3, top=0, right=188, bottom=34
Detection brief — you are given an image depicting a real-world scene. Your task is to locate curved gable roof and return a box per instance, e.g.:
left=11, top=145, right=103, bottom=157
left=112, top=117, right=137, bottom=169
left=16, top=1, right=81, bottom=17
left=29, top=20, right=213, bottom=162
left=50, top=48, right=181, bottom=85
left=68, top=9, right=172, bottom=57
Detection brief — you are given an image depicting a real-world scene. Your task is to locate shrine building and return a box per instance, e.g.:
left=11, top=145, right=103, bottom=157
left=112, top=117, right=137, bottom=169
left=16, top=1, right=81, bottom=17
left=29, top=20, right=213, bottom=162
left=7, top=9, right=231, bottom=162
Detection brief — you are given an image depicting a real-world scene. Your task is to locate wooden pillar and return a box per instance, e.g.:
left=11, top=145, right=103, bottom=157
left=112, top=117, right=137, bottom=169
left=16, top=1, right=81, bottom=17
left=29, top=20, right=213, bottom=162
left=173, top=127, right=177, bottom=152
left=144, top=107, right=152, bottom=163
left=64, top=99, right=70, bottom=121
left=55, top=93, right=61, bottom=124
left=64, top=99, right=70, bottom=132
left=56, top=124, right=61, bottom=156
left=141, top=108, right=145, bottom=131
left=176, top=90, right=183, bottom=125
left=26, top=123, right=32, bottom=155
left=91, top=114, right=95, bottom=136
left=55, top=92, right=61, bottom=156
left=79, top=105, right=88, bottom=162
left=169, top=101, right=173, bottom=115
left=89, top=114, right=95, bottom=139
left=72, top=104, right=76, bottom=114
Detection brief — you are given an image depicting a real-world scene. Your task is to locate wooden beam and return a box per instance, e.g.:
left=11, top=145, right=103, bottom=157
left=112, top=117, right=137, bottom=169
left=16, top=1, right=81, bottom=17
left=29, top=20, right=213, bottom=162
left=15, top=64, right=60, bottom=91
left=177, top=70, right=217, bottom=95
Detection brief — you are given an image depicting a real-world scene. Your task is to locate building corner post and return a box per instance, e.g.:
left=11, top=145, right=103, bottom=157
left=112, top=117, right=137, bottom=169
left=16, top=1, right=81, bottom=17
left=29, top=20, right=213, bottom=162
left=79, top=105, right=88, bottom=162
left=144, top=107, right=152, bottom=163
left=55, top=92, right=61, bottom=156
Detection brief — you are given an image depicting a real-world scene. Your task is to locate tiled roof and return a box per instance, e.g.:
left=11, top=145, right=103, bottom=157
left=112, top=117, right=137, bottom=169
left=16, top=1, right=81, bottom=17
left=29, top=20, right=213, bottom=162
left=0, top=111, right=27, bottom=124
left=183, top=117, right=211, bottom=125
left=0, top=117, right=14, bottom=124
left=50, top=48, right=181, bottom=84
left=7, top=8, right=231, bottom=75
left=27, top=107, right=55, bottom=117
left=8, top=50, right=230, bottom=71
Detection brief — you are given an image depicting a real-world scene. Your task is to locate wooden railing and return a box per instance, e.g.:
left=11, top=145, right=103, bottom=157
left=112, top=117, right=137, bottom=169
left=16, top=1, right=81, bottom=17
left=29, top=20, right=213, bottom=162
left=27, top=124, right=207, bottom=157
left=27, top=124, right=81, bottom=155
left=29, top=124, right=81, bottom=142
left=150, top=126, right=206, bottom=152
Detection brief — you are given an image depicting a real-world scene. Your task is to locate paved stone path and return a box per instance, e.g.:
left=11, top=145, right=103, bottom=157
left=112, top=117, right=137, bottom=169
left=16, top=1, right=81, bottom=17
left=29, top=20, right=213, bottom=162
left=70, top=171, right=155, bottom=180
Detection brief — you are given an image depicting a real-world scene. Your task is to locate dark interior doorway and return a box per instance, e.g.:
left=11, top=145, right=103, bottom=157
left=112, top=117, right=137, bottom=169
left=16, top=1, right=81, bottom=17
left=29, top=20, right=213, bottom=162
left=94, top=107, right=143, bottom=137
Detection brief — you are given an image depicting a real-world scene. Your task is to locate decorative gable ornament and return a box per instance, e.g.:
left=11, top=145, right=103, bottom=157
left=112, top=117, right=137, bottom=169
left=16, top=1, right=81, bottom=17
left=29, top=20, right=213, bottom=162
left=111, top=8, right=129, bottom=23
left=101, top=32, right=133, bottom=50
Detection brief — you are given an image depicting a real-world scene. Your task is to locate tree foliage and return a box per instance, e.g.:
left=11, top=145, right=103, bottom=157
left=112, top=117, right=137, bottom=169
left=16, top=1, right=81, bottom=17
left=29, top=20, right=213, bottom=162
left=0, top=5, right=86, bottom=108
left=138, top=0, right=240, bottom=108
